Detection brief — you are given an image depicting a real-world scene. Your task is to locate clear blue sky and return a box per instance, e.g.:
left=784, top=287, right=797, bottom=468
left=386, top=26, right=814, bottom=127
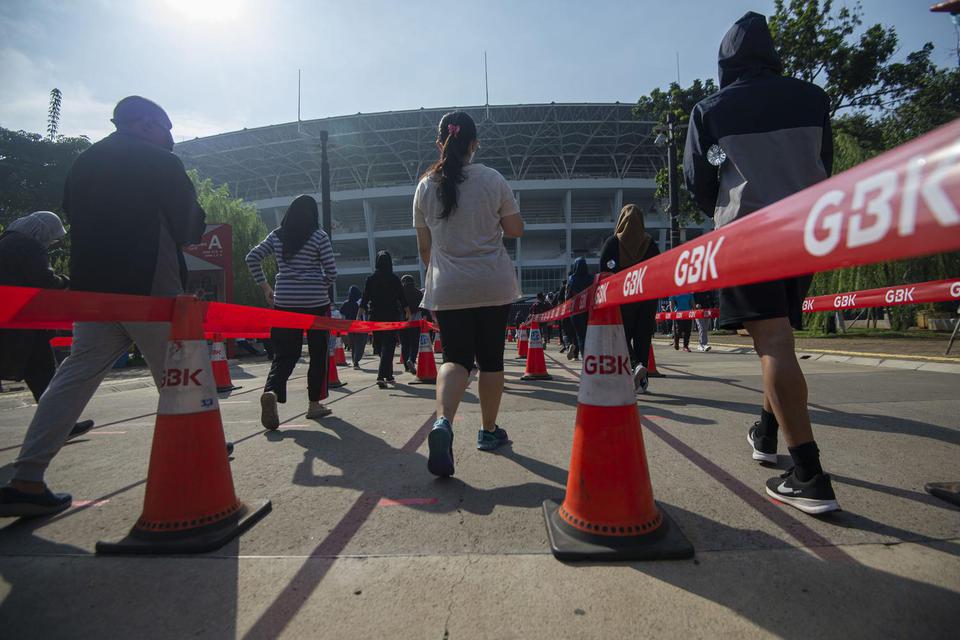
left=1, top=0, right=955, bottom=141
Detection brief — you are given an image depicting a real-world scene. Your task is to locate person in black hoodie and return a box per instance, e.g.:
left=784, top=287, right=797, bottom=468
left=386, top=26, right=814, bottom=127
left=361, top=251, right=411, bottom=387
left=399, top=275, right=424, bottom=373
left=0, top=212, right=95, bottom=439
left=565, top=256, right=593, bottom=360
left=684, top=12, right=838, bottom=515
left=340, top=285, right=366, bottom=369
left=599, top=204, right=660, bottom=392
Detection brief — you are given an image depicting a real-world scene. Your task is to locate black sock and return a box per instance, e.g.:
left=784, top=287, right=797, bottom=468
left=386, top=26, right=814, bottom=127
left=788, top=441, right=823, bottom=482
left=758, top=409, right=779, bottom=438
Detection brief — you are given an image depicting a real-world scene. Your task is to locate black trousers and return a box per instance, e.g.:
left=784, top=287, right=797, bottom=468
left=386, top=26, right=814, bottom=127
left=377, top=331, right=397, bottom=380
left=22, top=333, right=58, bottom=402
left=674, top=319, right=693, bottom=349
left=400, top=324, right=420, bottom=365
left=571, top=313, right=588, bottom=353
left=265, top=305, right=329, bottom=403
left=621, top=302, right=656, bottom=369
left=350, top=332, right=367, bottom=366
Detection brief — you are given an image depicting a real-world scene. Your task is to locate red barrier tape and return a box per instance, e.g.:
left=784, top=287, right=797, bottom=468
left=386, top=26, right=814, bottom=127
left=656, top=309, right=719, bottom=321
left=802, top=279, right=960, bottom=312
left=590, top=120, right=960, bottom=310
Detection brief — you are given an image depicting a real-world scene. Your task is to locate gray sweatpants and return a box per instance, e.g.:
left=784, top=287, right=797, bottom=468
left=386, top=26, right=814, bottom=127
left=696, top=318, right=709, bottom=349
left=13, top=321, right=170, bottom=483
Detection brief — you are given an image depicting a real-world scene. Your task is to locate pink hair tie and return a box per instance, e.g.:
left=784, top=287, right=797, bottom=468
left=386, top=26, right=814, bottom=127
left=447, top=124, right=461, bottom=138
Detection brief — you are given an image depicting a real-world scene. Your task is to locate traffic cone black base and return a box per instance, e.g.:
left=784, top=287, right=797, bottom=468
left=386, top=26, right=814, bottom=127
left=521, top=372, right=552, bottom=381
left=542, top=499, right=693, bottom=561
left=97, top=500, right=271, bottom=555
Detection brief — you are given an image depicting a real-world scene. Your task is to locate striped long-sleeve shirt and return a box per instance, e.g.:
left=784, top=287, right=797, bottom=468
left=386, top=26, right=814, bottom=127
left=245, top=229, right=337, bottom=308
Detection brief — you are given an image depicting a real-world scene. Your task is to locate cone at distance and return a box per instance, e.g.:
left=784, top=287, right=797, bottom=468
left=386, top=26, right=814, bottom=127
left=507, top=327, right=515, bottom=342
left=210, top=334, right=241, bottom=394
left=433, top=335, right=442, bottom=354
left=335, top=334, right=348, bottom=366
left=647, top=344, right=664, bottom=378
left=328, top=339, right=346, bottom=389
left=97, top=296, right=270, bottom=555
left=543, top=277, right=692, bottom=561
left=410, top=320, right=438, bottom=384
left=521, top=322, right=552, bottom=381
left=516, top=327, right=528, bottom=359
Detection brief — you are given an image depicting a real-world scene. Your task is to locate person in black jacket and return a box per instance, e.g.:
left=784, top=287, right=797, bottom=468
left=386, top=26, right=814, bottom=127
left=0, top=96, right=206, bottom=518
left=361, top=251, right=411, bottom=387
left=599, top=204, right=660, bottom=392
left=684, top=12, right=838, bottom=515
left=0, top=211, right=95, bottom=439
left=565, top=256, right=593, bottom=359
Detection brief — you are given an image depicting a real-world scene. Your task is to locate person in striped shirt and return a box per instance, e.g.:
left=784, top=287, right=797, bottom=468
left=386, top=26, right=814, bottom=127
left=245, top=195, right=338, bottom=428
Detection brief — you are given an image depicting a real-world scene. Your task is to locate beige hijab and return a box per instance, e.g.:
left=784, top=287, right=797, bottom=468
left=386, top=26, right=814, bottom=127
left=615, top=204, right=652, bottom=269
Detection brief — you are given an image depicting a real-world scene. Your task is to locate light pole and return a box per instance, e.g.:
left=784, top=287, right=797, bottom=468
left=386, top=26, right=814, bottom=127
left=655, top=114, right=681, bottom=250
left=320, top=130, right=333, bottom=301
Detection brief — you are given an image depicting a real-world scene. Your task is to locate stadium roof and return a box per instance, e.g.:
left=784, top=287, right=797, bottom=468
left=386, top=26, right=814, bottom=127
left=175, top=103, right=664, bottom=202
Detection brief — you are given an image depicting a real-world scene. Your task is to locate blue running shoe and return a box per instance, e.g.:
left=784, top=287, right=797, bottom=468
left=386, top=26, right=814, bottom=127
left=477, top=426, right=509, bottom=451
left=427, top=418, right=455, bottom=477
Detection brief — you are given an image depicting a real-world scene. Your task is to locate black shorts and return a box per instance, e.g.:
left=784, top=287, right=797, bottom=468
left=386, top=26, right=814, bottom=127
left=719, top=275, right=812, bottom=331
left=434, top=304, right=511, bottom=372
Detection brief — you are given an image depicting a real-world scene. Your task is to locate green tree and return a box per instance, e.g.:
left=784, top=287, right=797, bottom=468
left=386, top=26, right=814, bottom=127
left=0, top=127, right=90, bottom=228
left=632, top=79, right=718, bottom=225
left=188, top=170, right=273, bottom=308
left=47, top=88, right=62, bottom=140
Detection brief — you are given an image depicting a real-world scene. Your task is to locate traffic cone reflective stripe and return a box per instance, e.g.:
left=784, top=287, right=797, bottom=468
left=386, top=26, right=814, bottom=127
left=543, top=275, right=693, bottom=561
left=411, top=320, right=438, bottom=384
left=335, top=334, right=347, bottom=366
left=210, top=334, right=240, bottom=393
left=521, top=322, right=552, bottom=381
left=97, top=295, right=270, bottom=555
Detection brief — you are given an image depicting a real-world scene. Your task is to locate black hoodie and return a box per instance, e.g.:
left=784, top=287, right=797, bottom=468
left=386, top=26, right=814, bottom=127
left=361, top=251, right=409, bottom=321
left=683, top=12, right=833, bottom=228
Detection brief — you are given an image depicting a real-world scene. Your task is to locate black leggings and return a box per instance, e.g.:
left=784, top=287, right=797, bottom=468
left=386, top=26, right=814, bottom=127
left=674, top=319, right=692, bottom=349
left=435, top=304, right=510, bottom=372
left=376, top=331, right=397, bottom=380
left=265, top=305, right=329, bottom=403
left=621, top=302, right=656, bottom=369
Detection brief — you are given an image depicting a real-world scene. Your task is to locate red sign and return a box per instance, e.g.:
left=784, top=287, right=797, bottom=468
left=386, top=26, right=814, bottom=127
left=184, top=224, right=233, bottom=304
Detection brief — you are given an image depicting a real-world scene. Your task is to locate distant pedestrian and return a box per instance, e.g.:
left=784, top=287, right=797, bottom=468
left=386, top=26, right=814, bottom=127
left=0, top=96, right=206, bottom=517
left=415, top=111, right=524, bottom=476
left=0, top=212, right=95, bottom=439
left=400, top=274, right=424, bottom=373
left=339, top=285, right=366, bottom=369
left=694, top=290, right=713, bottom=352
left=247, top=194, right=337, bottom=427
left=565, top=256, right=593, bottom=360
left=599, top=204, right=660, bottom=393
left=670, top=292, right=695, bottom=352
left=684, top=11, right=838, bottom=514
left=360, top=251, right=411, bottom=388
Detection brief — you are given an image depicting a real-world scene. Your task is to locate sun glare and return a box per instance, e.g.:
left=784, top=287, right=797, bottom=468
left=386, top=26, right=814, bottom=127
left=163, top=0, right=246, bottom=23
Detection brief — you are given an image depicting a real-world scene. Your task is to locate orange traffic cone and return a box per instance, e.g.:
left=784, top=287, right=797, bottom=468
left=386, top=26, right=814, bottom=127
left=542, top=277, right=692, bottom=561
left=517, top=326, right=528, bottom=359
left=647, top=344, right=664, bottom=378
left=410, top=320, right=438, bottom=384
left=97, top=296, right=270, bottom=554
left=507, top=327, right=515, bottom=342
left=434, top=334, right=442, bottom=354
left=210, top=334, right=241, bottom=394
left=328, top=339, right=346, bottom=389
left=335, top=334, right=347, bottom=366
left=521, top=322, right=552, bottom=381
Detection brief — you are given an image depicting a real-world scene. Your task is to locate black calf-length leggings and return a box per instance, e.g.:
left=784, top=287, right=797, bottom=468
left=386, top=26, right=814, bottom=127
left=265, top=305, right=329, bottom=403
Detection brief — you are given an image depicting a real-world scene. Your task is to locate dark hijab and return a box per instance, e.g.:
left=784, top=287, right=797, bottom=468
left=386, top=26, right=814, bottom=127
left=615, top=204, right=653, bottom=269
left=279, top=195, right=320, bottom=261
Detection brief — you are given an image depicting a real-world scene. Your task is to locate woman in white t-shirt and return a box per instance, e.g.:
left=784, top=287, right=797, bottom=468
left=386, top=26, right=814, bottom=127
left=414, top=111, right=524, bottom=477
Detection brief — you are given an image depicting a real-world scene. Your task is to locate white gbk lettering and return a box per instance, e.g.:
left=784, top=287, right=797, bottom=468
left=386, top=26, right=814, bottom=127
left=833, top=295, right=857, bottom=308
left=674, top=237, right=724, bottom=287
left=622, top=266, right=648, bottom=298
left=595, top=283, right=609, bottom=305
left=884, top=287, right=915, bottom=304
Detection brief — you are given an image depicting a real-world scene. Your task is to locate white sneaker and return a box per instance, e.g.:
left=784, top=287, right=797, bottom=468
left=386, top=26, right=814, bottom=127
left=703, top=345, right=711, bottom=352
left=632, top=364, right=649, bottom=394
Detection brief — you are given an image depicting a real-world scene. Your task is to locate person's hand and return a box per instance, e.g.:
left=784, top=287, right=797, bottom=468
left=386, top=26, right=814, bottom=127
left=260, top=282, right=275, bottom=308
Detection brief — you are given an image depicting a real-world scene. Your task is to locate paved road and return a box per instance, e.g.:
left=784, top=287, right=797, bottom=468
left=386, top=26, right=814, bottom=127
left=1, top=345, right=958, bottom=639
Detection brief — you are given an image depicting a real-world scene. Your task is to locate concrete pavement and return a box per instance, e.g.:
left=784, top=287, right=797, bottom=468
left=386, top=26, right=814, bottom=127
left=1, top=345, right=958, bottom=639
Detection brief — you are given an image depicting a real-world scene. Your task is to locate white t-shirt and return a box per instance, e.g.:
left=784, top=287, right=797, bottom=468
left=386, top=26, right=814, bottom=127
left=414, top=163, right=522, bottom=311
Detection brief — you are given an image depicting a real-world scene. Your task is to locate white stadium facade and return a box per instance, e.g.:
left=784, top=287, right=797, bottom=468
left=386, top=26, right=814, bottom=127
left=175, top=103, right=711, bottom=303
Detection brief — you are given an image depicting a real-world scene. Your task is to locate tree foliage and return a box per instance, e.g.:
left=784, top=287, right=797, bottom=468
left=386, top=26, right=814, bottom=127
left=47, top=88, right=63, bottom=140
left=188, top=170, right=273, bottom=308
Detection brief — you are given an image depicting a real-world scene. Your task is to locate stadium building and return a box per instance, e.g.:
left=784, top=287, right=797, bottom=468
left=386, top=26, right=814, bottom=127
left=175, top=103, right=711, bottom=302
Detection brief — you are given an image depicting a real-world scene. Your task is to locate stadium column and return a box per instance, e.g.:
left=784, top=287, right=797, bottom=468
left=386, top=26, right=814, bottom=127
left=613, top=189, right=623, bottom=221
left=362, top=199, right=376, bottom=270
left=564, top=190, right=572, bottom=266
left=515, top=190, right=523, bottom=290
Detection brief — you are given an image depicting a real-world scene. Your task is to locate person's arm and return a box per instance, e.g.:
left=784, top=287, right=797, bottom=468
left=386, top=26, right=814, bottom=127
left=397, top=281, right=411, bottom=321
left=22, top=246, right=67, bottom=290
left=501, top=214, right=523, bottom=238
left=599, top=236, right=617, bottom=272
left=359, top=276, right=371, bottom=315
left=245, top=233, right=275, bottom=307
left=160, top=155, right=206, bottom=246
left=497, top=175, right=524, bottom=238
left=416, top=227, right=432, bottom=266
left=683, top=104, right=720, bottom=217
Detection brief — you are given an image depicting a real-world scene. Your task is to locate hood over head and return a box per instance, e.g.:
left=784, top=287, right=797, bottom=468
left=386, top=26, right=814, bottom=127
left=347, top=285, right=362, bottom=303
left=572, top=256, right=589, bottom=277
left=375, top=250, right=393, bottom=273
left=718, top=11, right=782, bottom=88
left=400, top=274, right=415, bottom=286
left=6, top=211, right=67, bottom=247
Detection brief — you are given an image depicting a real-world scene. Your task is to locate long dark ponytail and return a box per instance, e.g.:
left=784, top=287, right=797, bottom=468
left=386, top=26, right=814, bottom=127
left=426, top=111, right=477, bottom=219
left=279, top=194, right=320, bottom=261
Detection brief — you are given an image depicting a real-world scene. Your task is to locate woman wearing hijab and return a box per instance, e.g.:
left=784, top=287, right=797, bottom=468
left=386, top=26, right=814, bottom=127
left=599, top=204, right=660, bottom=392
left=339, top=285, right=366, bottom=369
left=360, top=251, right=411, bottom=387
left=246, top=195, right=338, bottom=428
left=0, top=212, right=95, bottom=438
left=415, top=111, right=524, bottom=477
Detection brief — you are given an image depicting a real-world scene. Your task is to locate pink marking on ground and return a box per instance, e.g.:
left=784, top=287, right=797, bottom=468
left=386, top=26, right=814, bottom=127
left=377, top=497, right=438, bottom=507
left=73, top=499, right=109, bottom=508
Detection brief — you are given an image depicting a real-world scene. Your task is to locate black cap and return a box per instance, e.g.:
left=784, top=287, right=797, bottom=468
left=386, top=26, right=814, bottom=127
left=111, top=96, right=172, bottom=128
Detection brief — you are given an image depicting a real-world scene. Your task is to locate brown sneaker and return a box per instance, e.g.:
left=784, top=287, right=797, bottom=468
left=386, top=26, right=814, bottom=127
left=260, top=392, right=280, bottom=430
left=306, top=402, right=332, bottom=419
